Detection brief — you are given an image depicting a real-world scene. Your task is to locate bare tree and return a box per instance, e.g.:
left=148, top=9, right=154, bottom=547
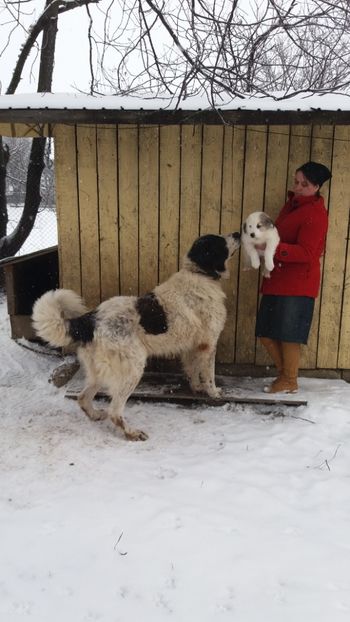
left=0, top=0, right=98, bottom=260
left=89, top=0, right=350, bottom=102
left=1, top=0, right=350, bottom=260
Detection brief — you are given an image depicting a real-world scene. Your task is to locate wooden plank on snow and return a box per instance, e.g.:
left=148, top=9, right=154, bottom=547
left=65, top=369, right=308, bottom=407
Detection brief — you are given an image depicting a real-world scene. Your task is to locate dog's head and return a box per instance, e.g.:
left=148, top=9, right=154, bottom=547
left=186, top=232, right=240, bottom=279
left=242, top=212, right=275, bottom=241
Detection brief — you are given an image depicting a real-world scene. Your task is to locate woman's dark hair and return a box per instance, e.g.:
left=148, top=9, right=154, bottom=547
left=296, top=161, right=332, bottom=188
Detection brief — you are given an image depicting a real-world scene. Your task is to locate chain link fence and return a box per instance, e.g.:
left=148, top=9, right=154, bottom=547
left=5, top=137, right=57, bottom=256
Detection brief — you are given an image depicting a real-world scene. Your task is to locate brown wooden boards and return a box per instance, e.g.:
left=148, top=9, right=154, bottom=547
left=65, top=370, right=307, bottom=407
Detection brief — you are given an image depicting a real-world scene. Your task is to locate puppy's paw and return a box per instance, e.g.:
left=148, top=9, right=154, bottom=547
left=262, top=269, right=271, bottom=278
left=265, top=260, right=274, bottom=272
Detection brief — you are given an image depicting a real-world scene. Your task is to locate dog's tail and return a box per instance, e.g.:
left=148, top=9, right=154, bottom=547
left=32, top=289, right=88, bottom=347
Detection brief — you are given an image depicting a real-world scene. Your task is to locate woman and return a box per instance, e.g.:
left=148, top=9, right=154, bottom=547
left=255, top=161, right=332, bottom=393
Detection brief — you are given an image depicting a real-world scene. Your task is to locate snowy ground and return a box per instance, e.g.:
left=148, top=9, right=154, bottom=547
left=1, top=291, right=350, bottom=622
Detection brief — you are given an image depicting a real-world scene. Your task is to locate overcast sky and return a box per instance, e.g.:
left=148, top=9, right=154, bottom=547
left=0, top=0, right=102, bottom=94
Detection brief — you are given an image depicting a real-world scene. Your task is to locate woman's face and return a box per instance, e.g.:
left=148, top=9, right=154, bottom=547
left=293, top=170, right=319, bottom=196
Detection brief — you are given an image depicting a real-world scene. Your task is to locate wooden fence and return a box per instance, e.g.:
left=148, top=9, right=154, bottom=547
left=1, top=121, right=349, bottom=370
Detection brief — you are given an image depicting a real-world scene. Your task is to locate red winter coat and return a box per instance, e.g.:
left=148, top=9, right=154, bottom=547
left=261, top=191, right=329, bottom=298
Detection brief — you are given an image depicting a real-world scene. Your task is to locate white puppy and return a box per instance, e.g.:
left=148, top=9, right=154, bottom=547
left=242, top=211, right=280, bottom=278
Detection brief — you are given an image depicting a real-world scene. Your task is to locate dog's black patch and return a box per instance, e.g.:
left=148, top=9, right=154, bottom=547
left=188, top=234, right=229, bottom=278
left=69, top=311, right=96, bottom=343
left=136, top=292, right=168, bottom=335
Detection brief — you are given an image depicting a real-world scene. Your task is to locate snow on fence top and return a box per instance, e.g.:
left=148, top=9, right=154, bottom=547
left=1, top=91, right=350, bottom=111
left=2, top=92, right=350, bottom=126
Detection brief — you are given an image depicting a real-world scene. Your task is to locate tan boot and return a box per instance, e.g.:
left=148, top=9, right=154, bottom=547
left=264, top=342, right=300, bottom=394
left=260, top=337, right=283, bottom=376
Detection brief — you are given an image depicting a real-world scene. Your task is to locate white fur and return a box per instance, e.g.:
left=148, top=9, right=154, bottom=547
left=32, top=234, right=240, bottom=441
left=32, top=289, right=88, bottom=347
left=241, top=211, right=280, bottom=278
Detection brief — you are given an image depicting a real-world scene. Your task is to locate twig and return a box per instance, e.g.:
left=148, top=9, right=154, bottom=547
left=114, top=531, right=128, bottom=556
left=308, top=443, right=341, bottom=470
left=290, top=414, right=315, bottom=424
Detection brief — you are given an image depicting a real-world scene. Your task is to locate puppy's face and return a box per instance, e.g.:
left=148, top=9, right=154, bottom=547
left=187, top=232, right=240, bottom=279
left=243, top=212, right=274, bottom=241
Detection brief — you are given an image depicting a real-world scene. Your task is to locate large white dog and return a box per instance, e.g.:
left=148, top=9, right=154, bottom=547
left=32, top=232, right=240, bottom=441
left=242, top=211, right=280, bottom=278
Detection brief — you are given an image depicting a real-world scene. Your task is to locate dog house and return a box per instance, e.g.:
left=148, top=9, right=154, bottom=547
left=0, top=93, right=349, bottom=380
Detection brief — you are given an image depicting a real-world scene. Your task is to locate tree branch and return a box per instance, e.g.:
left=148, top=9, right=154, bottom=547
left=6, top=0, right=100, bottom=95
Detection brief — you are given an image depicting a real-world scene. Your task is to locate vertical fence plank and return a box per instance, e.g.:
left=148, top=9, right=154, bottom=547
left=200, top=125, right=224, bottom=234
left=264, top=126, right=290, bottom=220
left=287, top=125, right=312, bottom=187
left=139, top=125, right=159, bottom=292
left=53, top=124, right=81, bottom=294
left=76, top=125, right=100, bottom=307
left=159, top=126, right=181, bottom=282
left=236, top=126, right=267, bottom=364
left=338, top=211, right=350, bottom=368
left=301, top=125, right=334, bottom=368
left=118, top=125, right=139, bottom=295
left=179, top=125, right=202, bottom=260
left=318, top=126, right=350, bottom=368
left=255, top=125, right=290, bottom=368
left=97, top=125, right=119, bottom=299
left=218, top=125, right=246, bottom=363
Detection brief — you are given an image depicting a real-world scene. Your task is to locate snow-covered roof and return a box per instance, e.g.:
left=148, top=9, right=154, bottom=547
left=1, top=92, right=350, bottom=124
left=1, top=91, right=350, bottom=110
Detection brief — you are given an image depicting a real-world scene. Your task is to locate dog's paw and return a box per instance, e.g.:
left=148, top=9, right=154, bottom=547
left=80, top=405, right=108, bottom=421
left=125, top=428, right=149, bottom=442
left=190, top=383, right=203, bottom=394
left=207, top=386, right=222, bottom=399
left=262, top=270, right=271, bottom=278
left=265, top=261, right=274, bottom=272
left=91, top=409, right=109, bottom=421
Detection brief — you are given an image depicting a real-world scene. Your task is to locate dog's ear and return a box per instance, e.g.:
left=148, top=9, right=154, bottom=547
left=188, top=235, right=229, bottom=275
left=260, top=213, right=275, bottom=229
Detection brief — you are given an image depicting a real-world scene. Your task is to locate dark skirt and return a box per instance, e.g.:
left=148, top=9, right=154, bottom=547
left=255, top=295, right=315, bottom=344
